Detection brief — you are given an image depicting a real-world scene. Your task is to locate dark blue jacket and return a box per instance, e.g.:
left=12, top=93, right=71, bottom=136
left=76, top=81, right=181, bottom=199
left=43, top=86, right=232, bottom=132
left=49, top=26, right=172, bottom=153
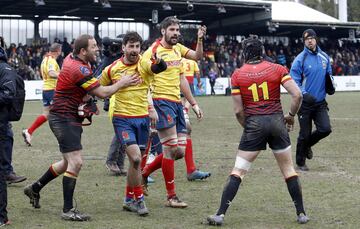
left=0, top=61, right=17, bottom=121
left=290, top=46, right=332, bottom=102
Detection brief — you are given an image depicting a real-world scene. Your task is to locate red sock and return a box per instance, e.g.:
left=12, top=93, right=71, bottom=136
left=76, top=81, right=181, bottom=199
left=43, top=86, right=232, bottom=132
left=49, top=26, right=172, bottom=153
left=133, top=185, right=144, bottom=200
left=28, top=114, right=47, bottom=135
left=142, top=153, right=163, bottom=178
left=162, top=157, right=176, bottom=198
left=125, top=185, right=134, bottom=200
left=185, top=138, right=196, bottom=174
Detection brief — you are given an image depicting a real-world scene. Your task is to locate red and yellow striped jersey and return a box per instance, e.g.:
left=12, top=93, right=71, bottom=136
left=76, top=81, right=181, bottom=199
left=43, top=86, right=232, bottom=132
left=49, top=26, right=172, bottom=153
left=181, top=58, right=199, bottom=84
left=141, top=41, right=190, bottom=102
left=41, top=54, right=60, bottom=90
left=100, top=56, right=154, bottom=117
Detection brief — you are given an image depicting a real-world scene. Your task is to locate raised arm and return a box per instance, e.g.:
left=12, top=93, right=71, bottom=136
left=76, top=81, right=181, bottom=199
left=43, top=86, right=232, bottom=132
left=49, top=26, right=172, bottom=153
left=184, top=26, right=206, bottom=61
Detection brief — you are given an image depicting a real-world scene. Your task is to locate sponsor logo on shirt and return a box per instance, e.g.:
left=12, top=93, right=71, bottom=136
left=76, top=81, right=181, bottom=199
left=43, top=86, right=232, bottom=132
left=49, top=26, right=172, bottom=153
left=165, top=60, right=181, bottom=67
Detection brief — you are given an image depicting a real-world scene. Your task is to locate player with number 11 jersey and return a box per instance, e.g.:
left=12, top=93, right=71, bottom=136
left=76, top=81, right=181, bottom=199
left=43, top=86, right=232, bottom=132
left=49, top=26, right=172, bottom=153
left=231, top=61, right=291, bottom=115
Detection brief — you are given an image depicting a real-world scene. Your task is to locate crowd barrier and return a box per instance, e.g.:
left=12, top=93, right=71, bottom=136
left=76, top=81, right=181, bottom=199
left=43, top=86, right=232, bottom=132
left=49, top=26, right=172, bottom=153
left=25, top=76, right=360, bottom=100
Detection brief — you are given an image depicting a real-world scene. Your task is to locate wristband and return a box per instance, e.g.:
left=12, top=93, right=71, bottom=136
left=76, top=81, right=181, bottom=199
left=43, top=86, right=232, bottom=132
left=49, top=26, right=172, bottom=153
left=191, top=102, right=197, bottom=107
left=289, top=111, right=295, bottom=117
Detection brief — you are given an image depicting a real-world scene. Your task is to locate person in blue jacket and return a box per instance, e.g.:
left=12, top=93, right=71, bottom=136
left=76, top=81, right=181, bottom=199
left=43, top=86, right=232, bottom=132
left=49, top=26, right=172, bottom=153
left=290, top=29, right=332, bottom=171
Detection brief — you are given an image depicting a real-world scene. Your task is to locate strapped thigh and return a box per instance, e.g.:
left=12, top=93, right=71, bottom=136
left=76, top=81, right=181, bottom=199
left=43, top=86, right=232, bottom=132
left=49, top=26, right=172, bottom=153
left=160, top=134, right=178, bottom=152
left=177, top=135, right=187, bottom=151
left=234, top=156, right=251, bottom=171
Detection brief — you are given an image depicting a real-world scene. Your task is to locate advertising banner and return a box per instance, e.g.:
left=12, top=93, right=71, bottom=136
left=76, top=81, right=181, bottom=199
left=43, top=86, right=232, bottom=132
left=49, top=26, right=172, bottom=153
left=193, top=78, right=207, bottom=96
left=25, top=76, right=360, bottom=100
left=25, top=80, right=43, bottom=100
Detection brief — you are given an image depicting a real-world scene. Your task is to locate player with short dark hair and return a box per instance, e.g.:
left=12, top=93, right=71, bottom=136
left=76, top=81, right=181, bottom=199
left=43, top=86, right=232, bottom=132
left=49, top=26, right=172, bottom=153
left=180, top=58, right=210, bottom=181
left=206, top=35, right=309, bottom=226
left=22, top=43, right=62, bottom=146
left=100, top=31, right=166, bottom=216
left=24, top=34, right=141, bottom=221
left=140, top=16, right=205, bottom=208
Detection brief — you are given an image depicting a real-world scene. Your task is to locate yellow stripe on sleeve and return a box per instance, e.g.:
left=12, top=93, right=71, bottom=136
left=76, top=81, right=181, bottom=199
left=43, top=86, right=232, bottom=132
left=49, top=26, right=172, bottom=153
left=231, top=88, right=241, bottom=94
left=281, top=74, right=291, bottom=82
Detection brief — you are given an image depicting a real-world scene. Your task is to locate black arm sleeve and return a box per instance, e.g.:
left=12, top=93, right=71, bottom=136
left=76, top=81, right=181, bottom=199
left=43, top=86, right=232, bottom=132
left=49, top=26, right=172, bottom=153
left=150, top=59, right=167, bottom=74
left=0, top=65, right=17, bottom=105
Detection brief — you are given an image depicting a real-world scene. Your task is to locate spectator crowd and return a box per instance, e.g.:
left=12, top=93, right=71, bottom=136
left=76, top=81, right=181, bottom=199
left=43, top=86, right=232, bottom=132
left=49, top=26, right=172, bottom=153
left=1, top=36, right=360, bottom=81
left=200, top=38, right=360, bottom=79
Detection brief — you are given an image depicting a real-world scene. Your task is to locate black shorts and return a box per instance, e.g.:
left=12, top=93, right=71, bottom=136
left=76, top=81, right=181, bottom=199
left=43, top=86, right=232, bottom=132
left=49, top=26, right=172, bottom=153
left=239, top=113, right=290, bottom=151
left=48, top=113, right=83, bottom=153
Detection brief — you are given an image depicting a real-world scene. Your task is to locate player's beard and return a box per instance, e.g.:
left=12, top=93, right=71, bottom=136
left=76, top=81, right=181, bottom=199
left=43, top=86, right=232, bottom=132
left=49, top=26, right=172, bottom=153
left=165, top=33, right=178, bottom=46
left=86, top=51, right=97, bottom=64
left=125, top=52, right=139, bottom=64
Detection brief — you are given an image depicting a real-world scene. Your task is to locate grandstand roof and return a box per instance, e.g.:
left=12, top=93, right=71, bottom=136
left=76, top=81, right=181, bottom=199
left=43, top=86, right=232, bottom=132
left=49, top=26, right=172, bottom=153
left=1, top=0, right=359, bottom=38
left=209, top=0, right=360, bottom=38
left=0, top=0, right=270, bottom=23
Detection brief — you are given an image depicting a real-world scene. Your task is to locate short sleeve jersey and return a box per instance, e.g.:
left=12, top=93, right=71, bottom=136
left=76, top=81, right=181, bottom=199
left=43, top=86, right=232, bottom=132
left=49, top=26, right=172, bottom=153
left=50, top=54, right=100, bottom=118
left=100, top=56, right=154, bottom=117
left=140, top=40, right=190, bottom=102
left=41, top=54, right=60, bottom=90
left=231, top=61, right=291, bottom=115
left=181, top=58, right=200, bottom=84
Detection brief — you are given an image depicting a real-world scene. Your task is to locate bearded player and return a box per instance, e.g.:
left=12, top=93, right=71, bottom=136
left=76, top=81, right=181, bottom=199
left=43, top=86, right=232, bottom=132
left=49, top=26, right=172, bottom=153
left=140, top=16, right=205, bottom=208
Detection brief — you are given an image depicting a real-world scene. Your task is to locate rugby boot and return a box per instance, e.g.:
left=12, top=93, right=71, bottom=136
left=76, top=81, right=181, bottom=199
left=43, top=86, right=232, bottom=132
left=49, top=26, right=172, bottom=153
left=61, top=208, right=91, bottom=221
left=165, top=196, right=188, bottom=208
left=297, top=213, right=310, bottom=224
left=187, top=169, right=211, bottom=181
left=24, top=184, right=41, bottom=208
left=207, top=214, right=224, bottom=226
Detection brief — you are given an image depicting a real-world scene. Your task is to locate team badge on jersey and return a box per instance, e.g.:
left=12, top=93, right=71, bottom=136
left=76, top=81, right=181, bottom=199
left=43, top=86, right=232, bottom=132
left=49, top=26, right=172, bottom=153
left=48, top=63, right=55, bottom=71
left=122, top=131, right=130, bottom=140
left=322, top=60, right=327, bottom=69
left=80, top=66, right=91, bottom=76
left=167, top=114, right=173, bottom=124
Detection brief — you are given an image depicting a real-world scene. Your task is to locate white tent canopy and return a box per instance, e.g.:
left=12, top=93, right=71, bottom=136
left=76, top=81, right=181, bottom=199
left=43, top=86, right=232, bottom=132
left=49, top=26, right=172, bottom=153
left=232, top=0, right=340, bottom=23
left=271, top=1, right=339, bottom=23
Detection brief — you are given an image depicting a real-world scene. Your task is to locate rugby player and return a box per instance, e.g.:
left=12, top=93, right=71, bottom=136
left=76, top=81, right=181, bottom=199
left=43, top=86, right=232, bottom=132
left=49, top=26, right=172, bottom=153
left=99, top=31, right=166, bottom=216
left=22, top=43, right=62, bottom=146
left=140, top=16, right=205, bottom=208
left=24, top=34, right=140, bottom=221
left=206, top=35, right=309, bottom=226
left=181, top=58, right=210, bottom=181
